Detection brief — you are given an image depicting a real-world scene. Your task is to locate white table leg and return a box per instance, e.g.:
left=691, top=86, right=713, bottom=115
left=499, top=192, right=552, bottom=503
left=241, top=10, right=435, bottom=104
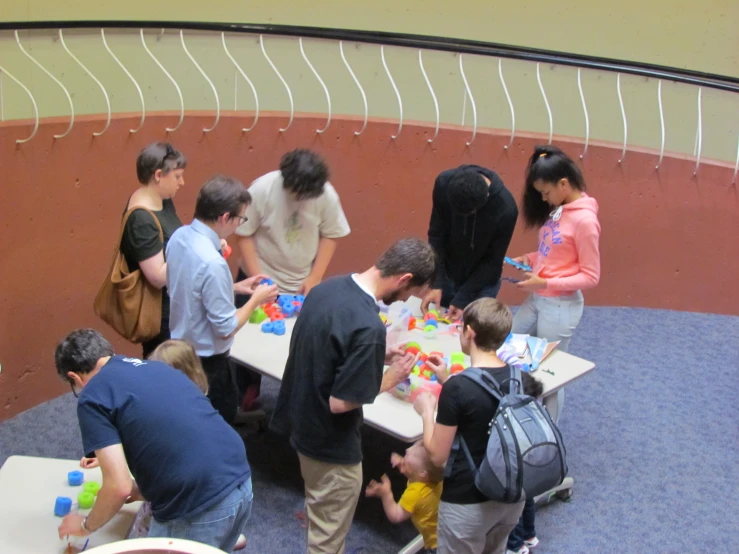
left=534, top=476, right=574, bottom=506
left=398, top=533, right=425, bottom=554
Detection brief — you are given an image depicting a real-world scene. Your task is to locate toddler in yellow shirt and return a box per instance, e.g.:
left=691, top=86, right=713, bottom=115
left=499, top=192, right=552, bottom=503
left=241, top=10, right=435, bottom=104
left=366, top=441, right=443, bottom=553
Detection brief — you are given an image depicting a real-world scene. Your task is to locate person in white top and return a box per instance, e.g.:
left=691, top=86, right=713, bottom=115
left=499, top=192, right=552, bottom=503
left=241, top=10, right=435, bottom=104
left=235, top=149, right=351, bottom=296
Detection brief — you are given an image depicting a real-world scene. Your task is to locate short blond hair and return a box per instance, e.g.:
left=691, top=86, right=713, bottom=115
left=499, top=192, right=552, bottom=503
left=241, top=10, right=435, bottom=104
left=149, top=340, right=208, bottom=394
left=410, top=441, right=443, bottom=483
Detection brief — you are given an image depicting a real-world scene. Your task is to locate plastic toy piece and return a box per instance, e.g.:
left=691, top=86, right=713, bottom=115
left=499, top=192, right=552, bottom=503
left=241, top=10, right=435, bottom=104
left=405, top=346, right=421, bottom=357
left=261, top=320, right=286, bottom=336
left=261, top=278, right=274, bottom=286
left=424, top=312, right=437, bottom=321
left=248, top=307, right=268, bottom=324
left=282, top=305, right=295, bottom=318
left=77, top=492, right=95, bottom=509
left=295, top=295, right=306, bottom=303
left=222, top=243, right=232, bottom=259
left=423, top=325, right=437, bottom=338
left=450, top=352, right=465, bottom=365
left=270, top=312, right=285, bottom=322
left=54, top=496, right=73, bottom=517
left=67, top=471, right=84, bottom=486
left=450, top=363, right=465, bottom=374
left=83, top=481, right=101, bottom=496
left=405, top=342, right=421, bottom=351
left=504, top=256, right=532, bottom=273
left=424, top=319, right=438, bottom=328
left=272, top=320, right=286, bottom=336
left=407, top=317, right=418, bottom=331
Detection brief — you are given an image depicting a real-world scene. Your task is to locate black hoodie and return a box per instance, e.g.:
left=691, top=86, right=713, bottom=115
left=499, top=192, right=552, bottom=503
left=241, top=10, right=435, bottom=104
left=427, top=165, right=518, bottom=308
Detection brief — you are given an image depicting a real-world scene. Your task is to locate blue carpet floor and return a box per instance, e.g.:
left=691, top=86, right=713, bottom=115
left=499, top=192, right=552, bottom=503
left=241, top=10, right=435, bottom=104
left=1, top=306, right=737, bottom=553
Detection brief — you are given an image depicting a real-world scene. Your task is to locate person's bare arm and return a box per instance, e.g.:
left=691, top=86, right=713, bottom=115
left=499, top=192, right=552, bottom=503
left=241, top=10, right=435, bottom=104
left=236, top=235, right=262, bottom=277
left=58, top=444, right=132, bottom=537
left=223, top=284, right=279, bottom=339
left=365, top=475, right=412, bottom=524
left=299, top=237, right=338, bottom=295
left=329, top=396, right=363, bottom=414
left=414, top=392, right=457, bottom=467
left=138, top=252, right=167, bottom=289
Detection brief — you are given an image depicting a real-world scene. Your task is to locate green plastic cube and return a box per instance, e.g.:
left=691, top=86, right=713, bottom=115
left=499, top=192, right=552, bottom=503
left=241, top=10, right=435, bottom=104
left=249, top=307, right=268, bottom=324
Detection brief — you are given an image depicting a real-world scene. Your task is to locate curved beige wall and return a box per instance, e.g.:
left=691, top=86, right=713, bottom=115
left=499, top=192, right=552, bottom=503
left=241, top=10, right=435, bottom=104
left=0, top=1, right=737, bottom=163
left=3, top=0, right=738, bottom=76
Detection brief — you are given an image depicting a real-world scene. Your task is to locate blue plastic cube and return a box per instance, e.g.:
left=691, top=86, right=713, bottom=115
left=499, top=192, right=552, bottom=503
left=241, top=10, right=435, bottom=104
left=295, top=295, right=306, bottom=303
left=67, top=470, right=84, bottom=486
left=261, top=322, right=274, bottom=333
left=54, top=496, right=72, bottom=517
left=272, top=321, right=286, bottom=336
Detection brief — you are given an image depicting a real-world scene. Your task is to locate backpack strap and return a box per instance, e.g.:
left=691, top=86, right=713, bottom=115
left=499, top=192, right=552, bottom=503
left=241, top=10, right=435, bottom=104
left=444, top=367, right=506, bottom=478
left=498, top=364, right=523, bottom=395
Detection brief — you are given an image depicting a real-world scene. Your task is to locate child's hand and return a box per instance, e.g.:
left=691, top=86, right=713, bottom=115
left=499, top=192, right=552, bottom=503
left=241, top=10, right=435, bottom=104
left=390, top=453, right=404, bottom=469
left=365, top=475, right=392, bottom=497
left=426, top=354, right=449, bottom=384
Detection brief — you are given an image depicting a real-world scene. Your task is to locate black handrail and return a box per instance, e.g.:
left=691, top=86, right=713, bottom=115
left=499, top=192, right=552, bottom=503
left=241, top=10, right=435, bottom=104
left=3, top=20, right=738, bottom=93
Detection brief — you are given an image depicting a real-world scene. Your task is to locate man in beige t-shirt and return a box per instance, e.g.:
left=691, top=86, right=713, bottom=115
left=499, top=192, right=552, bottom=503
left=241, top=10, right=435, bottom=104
left=235, top=149, right=351, bottom=296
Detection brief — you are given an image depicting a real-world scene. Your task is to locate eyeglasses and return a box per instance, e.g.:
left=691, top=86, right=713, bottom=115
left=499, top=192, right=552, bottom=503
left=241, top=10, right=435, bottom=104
left=233, top=215, right=248, bottom=225
left=69, top=380, right=80, bottom=398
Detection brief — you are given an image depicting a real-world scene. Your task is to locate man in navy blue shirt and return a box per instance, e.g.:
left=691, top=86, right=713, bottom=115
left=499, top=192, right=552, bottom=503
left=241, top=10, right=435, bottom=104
left=55, top=329, right=252, bottom=552
left=166, top=175, right=278, bottom=423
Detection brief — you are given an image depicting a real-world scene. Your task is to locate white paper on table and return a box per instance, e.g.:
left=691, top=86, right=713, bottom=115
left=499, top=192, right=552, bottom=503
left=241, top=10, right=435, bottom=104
left=508, top=333, right=530, bottom=356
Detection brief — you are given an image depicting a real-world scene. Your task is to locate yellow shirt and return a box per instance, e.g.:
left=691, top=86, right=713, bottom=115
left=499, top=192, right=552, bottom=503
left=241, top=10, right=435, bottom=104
left=398, top=480, right=443, bottom=549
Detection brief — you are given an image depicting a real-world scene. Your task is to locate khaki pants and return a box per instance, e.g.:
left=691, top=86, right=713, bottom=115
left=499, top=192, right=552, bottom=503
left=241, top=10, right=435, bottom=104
left=437, top=499, right=525, bottom=554
left=298, top=453, right=362, bottom=554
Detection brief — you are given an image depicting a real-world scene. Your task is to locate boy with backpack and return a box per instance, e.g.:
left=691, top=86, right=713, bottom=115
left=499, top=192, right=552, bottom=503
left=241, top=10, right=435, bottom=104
left=415, top=298, right=566, bottom=554
left=365, top=441, right=443, bottom=553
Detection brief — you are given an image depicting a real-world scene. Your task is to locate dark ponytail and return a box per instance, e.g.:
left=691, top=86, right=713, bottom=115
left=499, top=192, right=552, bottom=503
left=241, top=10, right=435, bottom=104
left=522, top=145, right=586, bottom=228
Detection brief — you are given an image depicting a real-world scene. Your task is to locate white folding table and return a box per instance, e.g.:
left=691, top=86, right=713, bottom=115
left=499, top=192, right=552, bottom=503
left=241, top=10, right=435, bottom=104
left=230, top=300, right=595, bottom=443
left=230, top=298, right=595, bottom=554
left=0, top=455, right=142, bottom=554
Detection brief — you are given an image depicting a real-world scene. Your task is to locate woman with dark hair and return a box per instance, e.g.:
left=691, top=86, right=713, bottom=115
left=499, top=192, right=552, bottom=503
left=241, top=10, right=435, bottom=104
left=120, top=142, right=187, bottom=358
left=510, top=144, right=601, bottom=415
left=505, top=145, right=600, bottom=554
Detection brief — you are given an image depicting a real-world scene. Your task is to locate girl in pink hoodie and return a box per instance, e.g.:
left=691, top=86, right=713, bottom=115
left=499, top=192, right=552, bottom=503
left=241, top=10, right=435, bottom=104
left=505, top=145, right=600, bottom=554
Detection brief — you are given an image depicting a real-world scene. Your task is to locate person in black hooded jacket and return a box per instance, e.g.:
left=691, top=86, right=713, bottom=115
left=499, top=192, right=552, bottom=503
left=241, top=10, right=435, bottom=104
left=421, top=165, right=518, bottom=321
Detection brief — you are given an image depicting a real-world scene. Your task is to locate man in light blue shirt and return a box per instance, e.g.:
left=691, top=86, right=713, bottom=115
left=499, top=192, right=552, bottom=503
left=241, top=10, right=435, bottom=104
left=167, top=175, right=278, bottom=422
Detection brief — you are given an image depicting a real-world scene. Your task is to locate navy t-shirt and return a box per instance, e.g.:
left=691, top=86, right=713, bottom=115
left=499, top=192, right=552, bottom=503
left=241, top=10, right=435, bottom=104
left=77, top=356, right=250, bottom=521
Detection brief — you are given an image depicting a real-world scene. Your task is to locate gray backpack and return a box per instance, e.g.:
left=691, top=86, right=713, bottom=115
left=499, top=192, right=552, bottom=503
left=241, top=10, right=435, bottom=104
left=447, top=366, right=568, bottom=503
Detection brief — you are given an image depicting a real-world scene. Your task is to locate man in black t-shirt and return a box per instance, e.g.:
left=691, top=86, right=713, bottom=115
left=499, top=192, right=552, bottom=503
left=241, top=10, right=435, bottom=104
left=414, top=298, right=525, bottom=554
left=270, top=238, right=437, bottom=554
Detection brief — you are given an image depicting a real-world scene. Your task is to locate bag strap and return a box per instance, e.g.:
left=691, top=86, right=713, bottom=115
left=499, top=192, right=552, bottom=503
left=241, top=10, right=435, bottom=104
left=498, top=364, right=524, bottom=395
left=457, top=367, right=505, bottom=402
left=120, top=206, right=164, bottom=244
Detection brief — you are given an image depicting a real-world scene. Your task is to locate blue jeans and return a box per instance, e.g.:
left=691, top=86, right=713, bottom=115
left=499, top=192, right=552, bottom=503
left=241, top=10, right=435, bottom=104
left=148, top=478, right=253, bottom=553
left=439, top=275, right=501, bottom=309
left=506, top=496, right=536, bottom=551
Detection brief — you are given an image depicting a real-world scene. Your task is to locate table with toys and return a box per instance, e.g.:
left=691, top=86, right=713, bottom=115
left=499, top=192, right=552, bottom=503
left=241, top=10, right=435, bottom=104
left=230, top=296, right=596, bottom=443
left=0, top=455, right=142, bottom=554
